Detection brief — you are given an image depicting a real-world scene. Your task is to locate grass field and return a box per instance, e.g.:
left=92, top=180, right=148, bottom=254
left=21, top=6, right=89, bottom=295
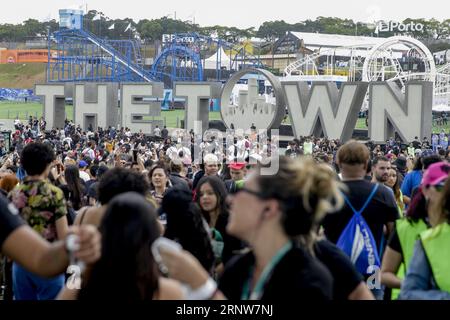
left=0, top=101, right=448, bottom=133
left=0, top=101, right=221, bottom=128
left=0, top=63, right=46, bottom=89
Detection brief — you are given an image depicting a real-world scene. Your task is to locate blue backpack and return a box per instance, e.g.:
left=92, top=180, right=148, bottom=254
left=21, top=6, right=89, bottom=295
left=337, top=184, right=381, bottom=276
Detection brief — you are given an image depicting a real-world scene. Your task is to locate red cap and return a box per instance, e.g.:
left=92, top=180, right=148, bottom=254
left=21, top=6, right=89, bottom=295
left=229, top=162, right=246, bottom=170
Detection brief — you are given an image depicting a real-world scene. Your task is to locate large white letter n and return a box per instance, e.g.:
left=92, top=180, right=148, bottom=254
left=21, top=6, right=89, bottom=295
left=369, top=81, right=433, bottom=143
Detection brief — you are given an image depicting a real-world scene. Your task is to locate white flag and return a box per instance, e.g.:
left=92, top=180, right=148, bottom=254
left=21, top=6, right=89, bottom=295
left=92, top=13, right=101, bottom=21
left=124, top=23, right=132, bottom=32
left=108, top=23, right=115, bottom=30
left=374, top=25, right=379, bottom=35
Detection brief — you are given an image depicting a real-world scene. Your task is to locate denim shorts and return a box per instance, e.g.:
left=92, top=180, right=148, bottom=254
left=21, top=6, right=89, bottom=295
left=12, top=262, right=65, bottom=300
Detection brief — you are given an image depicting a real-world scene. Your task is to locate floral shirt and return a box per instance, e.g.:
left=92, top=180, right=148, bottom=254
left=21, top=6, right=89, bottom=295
left=9, top=179, right=67, bottom=242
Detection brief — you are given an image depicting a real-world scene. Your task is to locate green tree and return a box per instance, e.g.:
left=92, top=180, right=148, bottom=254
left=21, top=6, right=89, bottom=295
left=23, top=19, right=46, bottom=38
left=402, top=18, right=432, bottom=39
left=139, top=20, right=163, bottom=41
left=0, top=23, right=26, bottom=42
left=42, top=20, right=59, bottom=39
left=256, top=20, right=291, bottom=41
left=158, top=17, right=193, bottom=35
left=426, top=18, right=450, bottom=40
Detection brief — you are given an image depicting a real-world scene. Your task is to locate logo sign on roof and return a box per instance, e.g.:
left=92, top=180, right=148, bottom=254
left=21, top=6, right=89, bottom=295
left=376, top=21, right=424, bottom=33
left=162, top=34, right=195, bottom=44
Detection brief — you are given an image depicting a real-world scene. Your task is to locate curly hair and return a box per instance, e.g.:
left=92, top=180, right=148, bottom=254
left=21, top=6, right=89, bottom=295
left=256, top=156, right=344, bottom=252
left=20, top=142, right=55, bottom=175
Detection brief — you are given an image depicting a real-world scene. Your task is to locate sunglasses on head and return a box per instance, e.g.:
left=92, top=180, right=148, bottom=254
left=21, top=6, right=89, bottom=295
left=433, top=182, right=446, bottom=192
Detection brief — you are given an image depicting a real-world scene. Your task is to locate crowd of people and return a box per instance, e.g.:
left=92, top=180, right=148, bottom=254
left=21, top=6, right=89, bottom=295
left=0, top=117, right=449, bottom=302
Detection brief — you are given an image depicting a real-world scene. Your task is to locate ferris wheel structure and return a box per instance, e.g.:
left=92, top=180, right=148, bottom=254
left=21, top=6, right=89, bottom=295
left=284, top=36, right=450, bottom=107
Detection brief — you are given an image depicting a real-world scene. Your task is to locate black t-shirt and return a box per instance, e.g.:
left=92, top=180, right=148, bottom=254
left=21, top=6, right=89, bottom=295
left=85, top=179, right=96, bottom=192
left=161, top=128, right=169, bottom=139
left=387, top=227, right=402, bottom=253
left=0, top=194, right=24, bottom=250
left=412, top=140, right=421, bottom=149
left=215, top=212, right=244, bottom=265
left=321, top=180, right=399, bottom=250
left=218, top=245, right=333, bottom=301
left=314, top=240, right=363, bottom=300
left=387, top=219, right=429, bottom=255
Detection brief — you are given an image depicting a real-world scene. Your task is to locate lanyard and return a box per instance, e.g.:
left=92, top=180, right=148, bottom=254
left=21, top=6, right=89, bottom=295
left=241, top=241, right=293, bottom=300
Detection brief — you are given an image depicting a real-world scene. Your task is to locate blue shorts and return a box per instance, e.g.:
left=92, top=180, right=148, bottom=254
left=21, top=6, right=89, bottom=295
left=12, top=262, right=65, bottom=300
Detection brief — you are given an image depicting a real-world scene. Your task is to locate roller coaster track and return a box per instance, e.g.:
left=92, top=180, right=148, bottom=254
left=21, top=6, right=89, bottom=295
left=54, top=28, right=156, bottom=82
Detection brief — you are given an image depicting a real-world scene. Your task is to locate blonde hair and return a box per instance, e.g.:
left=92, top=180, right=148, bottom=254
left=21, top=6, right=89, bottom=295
left=203, top=153, right=218, bottom=164
left=257, top=157, right=344, bottom=243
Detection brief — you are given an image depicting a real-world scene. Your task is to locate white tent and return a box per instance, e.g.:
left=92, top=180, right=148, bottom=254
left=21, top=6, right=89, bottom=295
left=289, top=32, right=410, bottom=53
left=433, top=104, right=450, bottom=112
left=204, top=47, right=232, bottom=70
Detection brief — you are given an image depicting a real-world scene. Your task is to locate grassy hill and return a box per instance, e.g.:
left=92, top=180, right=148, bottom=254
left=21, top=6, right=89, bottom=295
left=0, top=63, right=46, bottom=88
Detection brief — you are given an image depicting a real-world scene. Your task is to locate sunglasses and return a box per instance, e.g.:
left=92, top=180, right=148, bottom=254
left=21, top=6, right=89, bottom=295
left=433, top=182, right=446, bottom=192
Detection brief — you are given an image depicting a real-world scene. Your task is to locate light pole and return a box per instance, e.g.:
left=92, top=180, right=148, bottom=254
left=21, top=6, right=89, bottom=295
left=46, top=26, right=51, bottom=82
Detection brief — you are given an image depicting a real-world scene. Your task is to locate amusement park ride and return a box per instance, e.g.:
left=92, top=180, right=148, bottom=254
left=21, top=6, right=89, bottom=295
left=48, top=9, right=450, bottom=109
left=47, top=9, right=263, bottom=89
left=283, top=36, right=450, bottom=109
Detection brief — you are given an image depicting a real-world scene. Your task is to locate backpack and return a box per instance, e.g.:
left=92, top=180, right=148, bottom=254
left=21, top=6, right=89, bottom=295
left=336, top=184, right=381, bottom=276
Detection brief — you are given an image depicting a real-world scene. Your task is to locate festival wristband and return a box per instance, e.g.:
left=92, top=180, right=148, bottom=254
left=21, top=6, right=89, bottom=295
left=186, top=277, right=217, bottom=300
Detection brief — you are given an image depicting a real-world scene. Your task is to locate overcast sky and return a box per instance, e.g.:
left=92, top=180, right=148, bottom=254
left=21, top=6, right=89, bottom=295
left=3, top=0, right=449, bottom=28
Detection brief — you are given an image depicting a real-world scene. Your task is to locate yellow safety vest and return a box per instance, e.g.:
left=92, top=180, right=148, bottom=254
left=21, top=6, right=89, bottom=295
left=391, top=218, right=428, bottom=300
left=397, top=218, right=428, bottom=269
left=421, top=222, right=450, bottom=293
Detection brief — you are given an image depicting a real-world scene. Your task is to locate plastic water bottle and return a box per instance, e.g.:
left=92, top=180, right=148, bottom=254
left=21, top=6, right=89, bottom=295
left=65, top=234, right=86, bottom=272
left=65, top=234, right=85, bottom=290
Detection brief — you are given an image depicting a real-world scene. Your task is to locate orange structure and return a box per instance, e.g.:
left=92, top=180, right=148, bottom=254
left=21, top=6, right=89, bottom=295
left=0, top=49, right=57, bottom=64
